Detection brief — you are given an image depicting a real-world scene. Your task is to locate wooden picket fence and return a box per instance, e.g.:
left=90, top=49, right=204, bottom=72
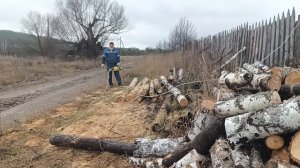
left=189, top=8, right=300, bottom=68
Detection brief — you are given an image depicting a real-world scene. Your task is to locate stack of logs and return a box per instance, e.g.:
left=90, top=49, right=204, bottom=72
left=49, top=62, right=300, bottom=168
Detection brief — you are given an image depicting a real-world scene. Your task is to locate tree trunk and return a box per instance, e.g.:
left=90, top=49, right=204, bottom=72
left=250, top=147, right=264, bottom=168
left=162, top=113, right=224, bottom=167
left=210, top=138, right=234, bottom=168
left=49, top=134, right=136, bottom=155
left=265, top=159, right=299, bottom=168
left=225, top=96, right=300, bottom=145
left=265, top=135, right=285, bottom=150
left=213, top=87, right=252, bottom=101
left=231, top=144, right=250, bottom=168
left=279, top=84, right=300, bottom=100
left=243, top=63, right=264, bottom=74
left=126, top=77, right=149, bottom=102
left=160, top=76, right=188, bottom=107
left=149, top=80, right=157, bottom=102
left=270, top=66, right=295, bottom=83
left=116, top=78, right=139, bottom=103
left=133, top=137, right=184, bottom=158
left=129, top=77, right=139, bottom=90
left=153, top=78, right=163, bottom=94
left=170, top=149, right=206, bottom=168
left=172, top=67, right=177, bottom=81
left=136, top=83, right=150, bottom=102
left=151, top=95, right=171, bottom=133
left=249, top=73, right=281, bottom=91
left=285, top=70, right=300, bottom=85
left=289, top=131, right=300, bottom=165
left=214, top=91, right=281, bottom=118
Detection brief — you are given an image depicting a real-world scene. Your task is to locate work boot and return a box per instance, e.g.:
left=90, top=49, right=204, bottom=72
left=109, top=84, right=113, bottom=88
left=118, top=83, right=122, bottom=86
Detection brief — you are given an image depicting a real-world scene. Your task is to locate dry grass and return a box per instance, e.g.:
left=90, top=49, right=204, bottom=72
left=0, top=55, right=98, bottom=87
left=122, top=52, right=218, bottom=98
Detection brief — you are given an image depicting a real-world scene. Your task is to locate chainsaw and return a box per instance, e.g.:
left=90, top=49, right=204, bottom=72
left=109, top=65, right=133, bottom=72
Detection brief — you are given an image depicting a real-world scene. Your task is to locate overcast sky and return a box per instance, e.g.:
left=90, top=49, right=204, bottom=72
left=0, top=0, right=299, bottom=49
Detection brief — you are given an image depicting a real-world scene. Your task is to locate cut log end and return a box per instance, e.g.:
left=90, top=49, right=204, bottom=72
left=289, top=131, right=300, bottom=164
left=265, top=135, right=285, bottom=150
left=267, top=75, right=282, bottom=91
left=177, top=95, right=189, bottom=107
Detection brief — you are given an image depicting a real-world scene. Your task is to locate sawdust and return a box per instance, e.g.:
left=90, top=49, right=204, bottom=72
left=0, top=87, right=151, bottom=168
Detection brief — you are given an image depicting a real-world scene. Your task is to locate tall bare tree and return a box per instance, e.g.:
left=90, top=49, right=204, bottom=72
left=55, top=0, right=128, bottom=58
left=169, top=17, right=197, bottom=52
left=21, top=11, right=45, bottom=56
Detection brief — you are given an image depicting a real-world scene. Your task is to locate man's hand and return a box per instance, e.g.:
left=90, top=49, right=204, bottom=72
left=101, top=64, right=105, bottom=68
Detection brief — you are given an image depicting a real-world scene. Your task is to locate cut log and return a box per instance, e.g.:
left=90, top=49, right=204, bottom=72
left=279, top=84, right=300, bottom=100
left=129, top=157, right=163, bottom=168
left=289, top=131, right=300, bottom=164
left=170, top=149, right=206, bottom=168
left=265, top=159, right=299, bottom=168
left=151, top=95, right=171, bottom=133
left=116, top=77, right=139, bottom=103
left=218, top=70, right=229, bottom=85
left=285, top=70, right=300, bottom=85
left=213, top=87, right=252, bottom=101
left=160, top=76, right=188, bottom=107
left=136, top=83, right=150, bottom=102
left=153, top=78, right=163, bottom=94
left=218, top=71, right=253, bottom=89
left=250, top=147, right=264, bottom=168
left=178, top=68, right=184, bottom=81
left=168, top=74, right=174, bottom=81
left=270, top=66, right=295, bottom=83
left=249, top=73, right=281, bottom=91
left=200, top=100, right=215, bottom=110
left=128, top=77, right=139, bottom=90
left=253, top=61, right=270, bottom=72
left=225, top=96, right=300, bottom=145
left=243, top=63, right=264, bottom=74
left=126, top=77, right=149, bottom=102
left=214, top=91, right=281, bottom=118
left=231, top=144, right=250, bottom=168
left=149, top=80, right=157, bottom=102
left=210, top=138, right=234, bottom=168
left=162, top=112, right=224, bottom=167
left=133, top=137, right=184, bottom=158
left=265, top=135, right=285, bottom=150
left=272, top=147, right=290, bottom=163
left=49, top=134, right=136, bottom=155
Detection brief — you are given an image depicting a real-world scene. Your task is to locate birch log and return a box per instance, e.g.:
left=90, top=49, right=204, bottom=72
left=253, top=61, right=270, bottom=71
left=243, top=63, right=264, bottom=74
left=231, top=144, right=250, bottom=168
left=49, top=134, right=136, bottom=155
left=172, top=67, right=177, bottom=81
left=170, top=149, right=206, bottom=168
left=265, top=159, right=300, bottom=168
left=153, top=78, right=163, bottom=94
left=249, top=73, right=281, bottom=91
left=289, top=131, right=300, bottom=164
left=163, top=113, right=224, bottom=167
left=279, top=84, right=300, bottom=100
left=129, top=157, right=163, bottom=168
left=210, top=138, right=234, bottom=168
left=126, top=77, right=149, bottom=101
left=178, top=68, right=184, bottom=81
left=250, top=147, right=264, bottom=168
left=213, top=87, right=251, bottom=101
left=116, top=77, right=139, bottom=102
left=133, top=137, right=184, bottom=158
left=272, top=147, right=290, bottom=163
left=136, top=83, right=150, bottom=102
left=152, top=95, right=171, bottom=133
left=225, top=96, right=300, bottom=145
left=149, top=80, right=157, bottom=102
left=160, top=76, right=188, bottom=107
left=214, top=91, right=281, bottom=118
left=218, top=71, right=253, bottom=89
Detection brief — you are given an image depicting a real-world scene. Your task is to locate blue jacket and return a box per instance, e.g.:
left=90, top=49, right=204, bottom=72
left=102, top=48, right=120, bottom=68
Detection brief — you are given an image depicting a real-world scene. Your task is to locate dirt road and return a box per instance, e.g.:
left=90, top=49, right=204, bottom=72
left=0, top=68, right=106, bottom=130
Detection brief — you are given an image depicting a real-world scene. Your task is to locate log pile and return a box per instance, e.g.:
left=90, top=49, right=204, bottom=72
left=49, top=62, right=300, bottom=168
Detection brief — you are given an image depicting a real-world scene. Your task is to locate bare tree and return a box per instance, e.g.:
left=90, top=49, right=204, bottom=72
left=55, top=0, right=128, bottom=58
left=168, top=17, right=197, bottom=52
left=21, top=11, right=45, bottom=56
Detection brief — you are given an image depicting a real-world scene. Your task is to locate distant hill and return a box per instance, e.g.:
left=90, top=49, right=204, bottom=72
left=0, top=30, right=40, bottom=56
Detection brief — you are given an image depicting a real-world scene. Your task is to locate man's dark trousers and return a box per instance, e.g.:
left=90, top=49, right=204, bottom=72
left=108, top=70, right=122, bottom=86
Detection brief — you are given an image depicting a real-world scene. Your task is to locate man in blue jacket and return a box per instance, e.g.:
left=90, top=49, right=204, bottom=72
left=101, top=42, right=122, bottom=87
